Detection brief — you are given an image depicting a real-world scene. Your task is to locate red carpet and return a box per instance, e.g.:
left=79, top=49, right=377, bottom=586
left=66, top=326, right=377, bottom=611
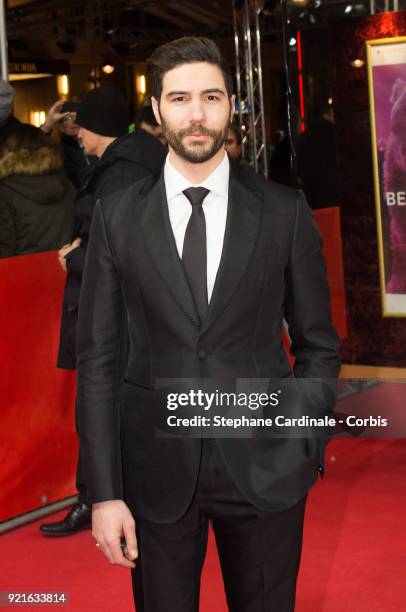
left=1, top=438, right=405, bottom=611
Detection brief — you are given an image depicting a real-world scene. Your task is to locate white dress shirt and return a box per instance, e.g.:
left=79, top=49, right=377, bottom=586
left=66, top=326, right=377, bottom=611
left=164, top=153, right=229, bottom=301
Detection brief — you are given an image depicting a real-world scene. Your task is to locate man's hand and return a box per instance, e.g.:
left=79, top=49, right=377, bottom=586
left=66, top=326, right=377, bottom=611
left=58, top=238, right=81, bottom=272
left=92, top=500, right=138, bottom=568
left=41, top=100, right=69, bottom=134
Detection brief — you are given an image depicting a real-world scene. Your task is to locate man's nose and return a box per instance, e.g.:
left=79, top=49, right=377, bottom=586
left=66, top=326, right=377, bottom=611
left=189, top=100, right=205, bottom=123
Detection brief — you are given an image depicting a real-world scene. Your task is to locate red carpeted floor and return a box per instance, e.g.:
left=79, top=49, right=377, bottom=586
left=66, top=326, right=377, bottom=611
left=1, top=438, right=405, bottom=611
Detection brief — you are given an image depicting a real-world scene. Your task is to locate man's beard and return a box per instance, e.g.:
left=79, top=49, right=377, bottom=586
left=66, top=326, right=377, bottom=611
left=160, top=117, right=228, bottom=164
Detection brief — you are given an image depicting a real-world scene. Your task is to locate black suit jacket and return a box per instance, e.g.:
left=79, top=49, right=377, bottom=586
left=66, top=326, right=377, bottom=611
left=76, top=163, right=341, bottom=522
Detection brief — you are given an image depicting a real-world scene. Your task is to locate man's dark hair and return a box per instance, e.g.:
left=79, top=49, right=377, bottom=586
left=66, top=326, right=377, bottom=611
left=137, top=104, right=159, bottom=127
left=147, top=37, right=233, bottom=101
left=228, top=123, right=242, bottom=145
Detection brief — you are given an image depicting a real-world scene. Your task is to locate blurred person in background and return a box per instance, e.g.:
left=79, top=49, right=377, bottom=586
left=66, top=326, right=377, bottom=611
left=268, top=128, right=295, bottom=188
left=137, top=102, right=167, bottom=147
left=0, top=80, right=21, bottom=148
left=41, top=99, right=95, bottom=189
left=40, top=86, right=164, bottom=537
left=225, top=123, right=242, bottom=161
left=296, top=102, right=340, bottom=209
left=0, top=124, right=74, bottom=258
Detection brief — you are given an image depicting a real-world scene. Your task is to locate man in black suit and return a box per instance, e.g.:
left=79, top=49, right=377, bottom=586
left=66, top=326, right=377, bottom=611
left=77, top=37, right=340, bottom=611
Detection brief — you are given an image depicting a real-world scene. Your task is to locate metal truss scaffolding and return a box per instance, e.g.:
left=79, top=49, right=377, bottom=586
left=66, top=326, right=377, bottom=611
left=232, top=0, right=268, bottom=177
left=0, top=0, right=8, bottom=79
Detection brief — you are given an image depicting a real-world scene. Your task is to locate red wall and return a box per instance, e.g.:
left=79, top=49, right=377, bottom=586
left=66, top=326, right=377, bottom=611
left=0, top=251, right=77, bottom=522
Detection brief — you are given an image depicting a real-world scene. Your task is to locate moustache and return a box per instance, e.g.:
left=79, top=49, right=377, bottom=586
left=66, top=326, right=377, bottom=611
left=178, top=125, right=217, bottom=138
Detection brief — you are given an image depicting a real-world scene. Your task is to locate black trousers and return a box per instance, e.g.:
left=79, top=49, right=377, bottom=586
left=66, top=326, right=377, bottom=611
left=131, top=439, right=307, bottom=612
left=75, top=399, right=91, bottom=506
left=76, top=448, right=90, bottom=505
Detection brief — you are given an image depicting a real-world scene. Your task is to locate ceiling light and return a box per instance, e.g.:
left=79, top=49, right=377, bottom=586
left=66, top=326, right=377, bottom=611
left=102, top=63, right=115, bottom=74
left=288, top=0, right=311, bottom=6
left=351, top=58, right=364, bottom=68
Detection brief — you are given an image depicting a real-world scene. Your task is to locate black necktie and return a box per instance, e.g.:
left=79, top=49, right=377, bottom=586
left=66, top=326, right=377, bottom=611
left=182, top=187, right=210, bottom=324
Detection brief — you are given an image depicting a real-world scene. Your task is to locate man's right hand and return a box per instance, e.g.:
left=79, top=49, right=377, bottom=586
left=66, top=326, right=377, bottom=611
left=92, top=500, right=138, bottom=569
left=41, top=100, right=69, bottom=134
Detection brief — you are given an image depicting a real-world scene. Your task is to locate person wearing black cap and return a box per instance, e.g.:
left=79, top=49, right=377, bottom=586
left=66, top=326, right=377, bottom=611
left=39, top=85, right=164, bottom=537
left=41, top=99, right=95, bottom=189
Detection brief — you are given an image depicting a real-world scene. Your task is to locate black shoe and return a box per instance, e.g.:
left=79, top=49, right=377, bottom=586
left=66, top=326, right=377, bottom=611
left=39, top=502, right=91, bottom=536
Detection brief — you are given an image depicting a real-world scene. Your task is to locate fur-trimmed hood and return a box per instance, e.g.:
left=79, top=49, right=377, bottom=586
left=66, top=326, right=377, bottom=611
left=0, top=146, right=71, bottom=206
left=0, top=145, right=63, bottom=179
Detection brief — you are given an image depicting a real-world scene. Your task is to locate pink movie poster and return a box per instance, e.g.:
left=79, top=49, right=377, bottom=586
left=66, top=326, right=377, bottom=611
left=367, top=38, right=406, bottom=316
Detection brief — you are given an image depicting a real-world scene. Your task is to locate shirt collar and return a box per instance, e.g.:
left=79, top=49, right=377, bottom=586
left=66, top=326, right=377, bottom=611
left=164, top=152, right=229, bottom=200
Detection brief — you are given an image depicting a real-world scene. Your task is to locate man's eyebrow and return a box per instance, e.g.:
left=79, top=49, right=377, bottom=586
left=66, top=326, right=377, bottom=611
left=166, top=91, right=188, bottom=96
left=202, top=88, right=226, bottom=95
left=166, top=88, right=226, bottom=97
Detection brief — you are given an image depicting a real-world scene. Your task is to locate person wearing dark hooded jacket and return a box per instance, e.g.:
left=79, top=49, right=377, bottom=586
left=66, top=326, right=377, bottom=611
left=0, top=124, right=74, bottom=258
left=56, top=87, right=166, bottom=370
left=39, top=86, right=166, bottom=537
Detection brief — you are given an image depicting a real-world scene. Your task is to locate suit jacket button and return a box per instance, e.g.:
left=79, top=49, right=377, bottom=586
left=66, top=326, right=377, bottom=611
left=198, top=350, right=207, bottom=360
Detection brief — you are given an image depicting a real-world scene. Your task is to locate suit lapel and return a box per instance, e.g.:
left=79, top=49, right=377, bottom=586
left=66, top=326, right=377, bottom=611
left=139, top=172, right=200, bottom=327
left=200, top=165, right=263, bottom=336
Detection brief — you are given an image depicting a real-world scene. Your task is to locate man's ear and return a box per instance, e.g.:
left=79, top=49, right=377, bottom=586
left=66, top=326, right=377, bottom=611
left=230, top=95, right=236, bottom=121
left=151, top=96, right=162, bottom=126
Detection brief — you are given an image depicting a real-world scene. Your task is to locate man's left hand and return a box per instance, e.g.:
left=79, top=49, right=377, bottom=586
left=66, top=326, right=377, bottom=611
left=58, top=238, right=82, bottom=272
